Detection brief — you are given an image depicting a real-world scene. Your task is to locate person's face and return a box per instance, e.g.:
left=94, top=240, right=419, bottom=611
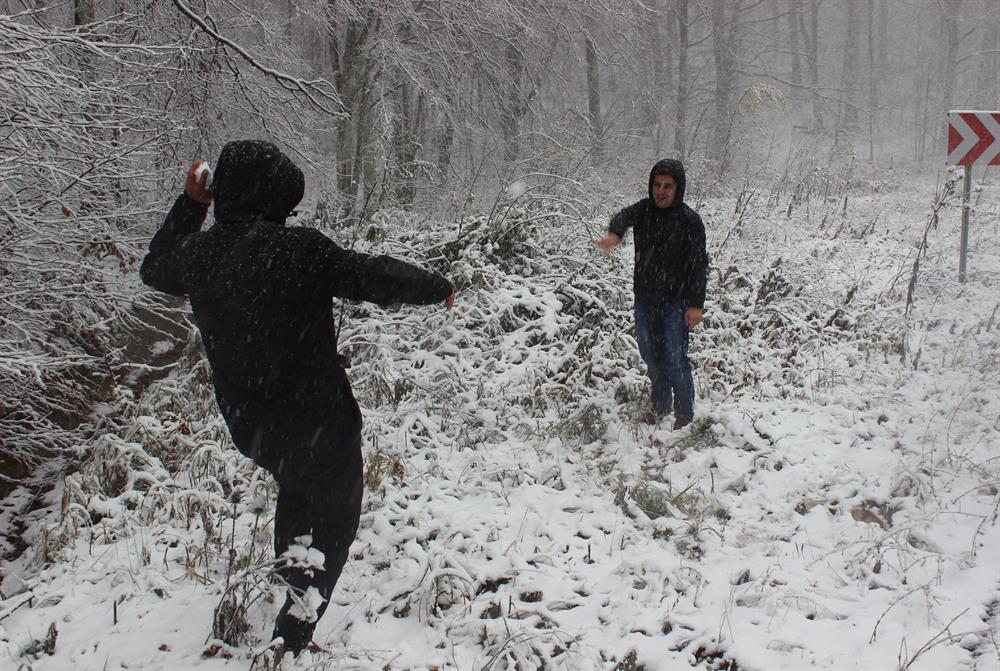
left=651, top=173, right=677, bottom=209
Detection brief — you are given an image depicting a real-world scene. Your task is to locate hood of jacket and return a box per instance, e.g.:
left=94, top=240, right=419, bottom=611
left=211, top=140, right=304, bottom=224
left=647, top=158, right=686, bottom=209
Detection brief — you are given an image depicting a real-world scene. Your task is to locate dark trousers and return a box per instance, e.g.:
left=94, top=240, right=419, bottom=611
left=271, top=458, right=363, bottom=652
left=634, top=300, right=695, bottom=421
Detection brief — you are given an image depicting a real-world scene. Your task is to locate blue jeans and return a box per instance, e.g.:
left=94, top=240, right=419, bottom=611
left=635, top=301, right=694, bottom=421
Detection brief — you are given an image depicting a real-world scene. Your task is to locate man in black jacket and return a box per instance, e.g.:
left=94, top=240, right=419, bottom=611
left=596, top=158, right=708, bottom=429
left=140, top=140, right=454, bottom=654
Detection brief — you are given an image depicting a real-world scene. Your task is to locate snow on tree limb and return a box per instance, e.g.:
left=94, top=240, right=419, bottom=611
left=171, top=0, right=344, bottom=117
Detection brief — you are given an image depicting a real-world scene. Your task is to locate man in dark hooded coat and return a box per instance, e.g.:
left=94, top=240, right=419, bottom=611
left=140, top=140, right=454, bottom=654
left=596, top=158, right=708, bottom=428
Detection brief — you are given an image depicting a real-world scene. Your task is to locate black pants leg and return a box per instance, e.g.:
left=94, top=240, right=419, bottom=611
left=270, top=463, right=363, bottom=653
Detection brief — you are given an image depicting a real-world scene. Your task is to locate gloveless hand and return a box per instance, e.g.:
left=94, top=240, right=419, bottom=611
left=185, top=160, right=213, bottom=205
left=595, top=233, right=621, bottom=254
left=684, top=307, right=703, bottom=328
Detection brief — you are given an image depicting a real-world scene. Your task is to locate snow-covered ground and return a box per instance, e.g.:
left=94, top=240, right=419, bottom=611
left=2, top=167, right=999, bottom=670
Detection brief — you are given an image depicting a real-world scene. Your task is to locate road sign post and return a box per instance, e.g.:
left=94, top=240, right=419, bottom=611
left=959, top=165, right=970, bottom=283
left=947, top=110, right=1000, bottom=283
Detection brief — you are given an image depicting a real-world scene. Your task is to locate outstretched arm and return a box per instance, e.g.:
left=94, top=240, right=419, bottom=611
left=595, top=232, right=621, bottom=254
left=140, top=161, right=212, bottom=296
left=302, top=231, right=454, bottom=307
left=597, top=202, right=640, bottom=254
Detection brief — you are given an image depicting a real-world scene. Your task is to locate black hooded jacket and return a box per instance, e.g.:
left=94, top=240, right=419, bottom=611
left=140, top=140, right=452, bottom=482
left=608, top=159, right=709, bottom=308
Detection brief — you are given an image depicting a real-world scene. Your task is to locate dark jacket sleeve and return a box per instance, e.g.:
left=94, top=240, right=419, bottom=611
left=301, top=229, right=453, bottom=306
left=609, top=200, right=645, bottom=238
left=687, top=211, right=710, bottom=309
left=139, top=194, right=209, bottom=296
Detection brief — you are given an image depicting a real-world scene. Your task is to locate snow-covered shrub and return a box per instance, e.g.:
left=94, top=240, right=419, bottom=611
left=6, top=167, right=999, bottom=671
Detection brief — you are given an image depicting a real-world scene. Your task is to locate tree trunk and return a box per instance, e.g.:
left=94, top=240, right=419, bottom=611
left=877, top=0, right=888, bottom=75
left=75, top=0, right=99, bottom=211
left=584, top=35, right=603, bottom=160
left=867, top=0, right=876, bottom=160
left=75, top=0, right=95, bottom=82
left=436, top=106, right=454, bottom=184
left=976, top=6, right=1000, bottom=106
left=499, top=35, right=529, bottom=166
left=335, top=119, right=355, bottom=202
left=74, top=0, right=94, bottom=26
left=940, top=0, right=961, bottom=110
left=710, top=0, right=738, bottom=173
left=787, top=0, right=802, bottom=89
left=389, top=21, right=422, bottom=208
left=647, top=0, right=672, bottom=155
left=799, top=0, right=823, bottom=132
left=836, top=0, right=861, bottom=140
left=392, top=83, right=423, bottom=207
left=328, top=5, right=378, bottom=214
left=673, top=0, right=690, bottom=160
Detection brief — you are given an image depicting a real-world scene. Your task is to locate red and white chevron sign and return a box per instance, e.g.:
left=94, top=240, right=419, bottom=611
left=948, top=111, right=1000, bottom=166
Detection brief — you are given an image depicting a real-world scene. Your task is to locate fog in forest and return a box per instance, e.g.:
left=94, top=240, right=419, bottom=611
left=5, top=0, right=998, bottom=224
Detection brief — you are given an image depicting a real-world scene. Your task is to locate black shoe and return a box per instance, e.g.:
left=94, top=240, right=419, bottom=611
left=672, top=416, right=692, bottom=430
left=271, top=632, right=310, bottom=657
left=272, top=613, right=314, bottom=656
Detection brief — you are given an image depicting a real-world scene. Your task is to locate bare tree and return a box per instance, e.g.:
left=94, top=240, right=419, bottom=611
left=941, top=0, right=961, bottom=110
left=325, top=3, right=379, bottom=213
left=979, top=5, right=1000, bottom=105
left=866, top=0, right=877, bottom=159
left=673, top=0, right=691, bottom=160
left=836, top=0, right=862, bottom=143
left=638, top=0, right=673, bottom=156
left=584, top=34, right=604, bottom=160
left=709, top=0, right=742, bottom=173
left=0, top=0, right=340, bottom=495
left=799, top=0, right=824, bottom=132
left=74, top=0, right=94, bottom=26
left=787, top=0, right=803, bottom=90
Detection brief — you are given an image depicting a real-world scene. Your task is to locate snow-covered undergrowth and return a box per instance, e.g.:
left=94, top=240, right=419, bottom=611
left=2, top=171, right=999, bottom=671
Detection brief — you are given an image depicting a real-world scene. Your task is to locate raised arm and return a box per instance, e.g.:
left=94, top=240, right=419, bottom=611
left=139, top=161, right=212, bottom=296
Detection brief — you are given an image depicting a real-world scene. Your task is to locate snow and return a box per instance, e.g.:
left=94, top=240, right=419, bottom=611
left=2, top=173, right=999, bottom=670
left=506, top=181, right=529, bottom=200
left=195, top=162, right=212, bottom=184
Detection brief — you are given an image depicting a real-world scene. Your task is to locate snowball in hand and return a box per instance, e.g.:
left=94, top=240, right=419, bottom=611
left=195, top=162, right=212, bottom=183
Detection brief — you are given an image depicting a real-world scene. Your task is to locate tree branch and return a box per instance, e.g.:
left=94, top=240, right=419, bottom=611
left=171, top=0, right=345, bottom=117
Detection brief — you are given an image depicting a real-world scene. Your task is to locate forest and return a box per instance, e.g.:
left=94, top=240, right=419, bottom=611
left=2, top=1, right=1000, bottom=670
